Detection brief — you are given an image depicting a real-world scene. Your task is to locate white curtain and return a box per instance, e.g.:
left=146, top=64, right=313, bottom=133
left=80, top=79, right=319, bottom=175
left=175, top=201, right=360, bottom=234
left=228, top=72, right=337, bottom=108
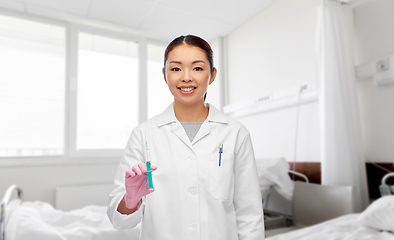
left=317, top=0, right=369, bottom=212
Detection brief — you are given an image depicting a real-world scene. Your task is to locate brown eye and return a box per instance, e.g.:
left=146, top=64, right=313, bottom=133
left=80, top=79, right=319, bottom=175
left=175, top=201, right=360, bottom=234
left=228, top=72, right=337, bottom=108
left=171, top=67, right=181, bottom=71
left=194, top=67, right=203, bottom=71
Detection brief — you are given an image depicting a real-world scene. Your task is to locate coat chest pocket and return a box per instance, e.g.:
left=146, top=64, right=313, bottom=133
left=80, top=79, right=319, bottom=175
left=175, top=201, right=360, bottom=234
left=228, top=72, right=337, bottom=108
left=208, top=153, right=235, bottom=200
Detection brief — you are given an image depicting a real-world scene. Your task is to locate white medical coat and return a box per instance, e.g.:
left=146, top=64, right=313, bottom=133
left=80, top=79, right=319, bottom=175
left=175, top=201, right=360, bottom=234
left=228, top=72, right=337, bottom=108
left=107, top=103, right=265, bottom=240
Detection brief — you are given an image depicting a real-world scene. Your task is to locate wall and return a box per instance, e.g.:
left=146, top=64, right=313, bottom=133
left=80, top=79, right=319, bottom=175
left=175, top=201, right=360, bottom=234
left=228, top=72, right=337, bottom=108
left=225, top=0, right=394, bottom=164
left=206, top=37, right=223, bottom=109
left=226, top=0, right=320, bottom=162
left=354, top=0, right=394, bottom=163
left=0, top=163, right=119, bottom=207
left=227, top=0, right=319, bottom=102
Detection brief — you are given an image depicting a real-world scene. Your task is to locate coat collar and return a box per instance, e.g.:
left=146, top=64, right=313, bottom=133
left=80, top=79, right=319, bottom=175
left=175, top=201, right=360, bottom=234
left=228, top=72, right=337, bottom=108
left=157, top=103, right=177, bottom=127
left=157, top=103, right=228, bottom=148
left=157, top=102, right=228, bottom=127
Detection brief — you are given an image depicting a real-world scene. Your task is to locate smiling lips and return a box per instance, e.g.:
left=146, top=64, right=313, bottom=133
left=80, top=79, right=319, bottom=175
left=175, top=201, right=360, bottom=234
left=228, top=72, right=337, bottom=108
left=178, top=86, right=197, bottom=95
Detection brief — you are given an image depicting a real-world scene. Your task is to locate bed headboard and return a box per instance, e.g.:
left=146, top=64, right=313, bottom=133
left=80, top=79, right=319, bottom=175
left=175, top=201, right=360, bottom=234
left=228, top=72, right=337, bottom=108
left=55, top=183, right=116, bottom=211
left=288, top=162, right=321, bottom=184
left=366, top=162, right=394, bottom=199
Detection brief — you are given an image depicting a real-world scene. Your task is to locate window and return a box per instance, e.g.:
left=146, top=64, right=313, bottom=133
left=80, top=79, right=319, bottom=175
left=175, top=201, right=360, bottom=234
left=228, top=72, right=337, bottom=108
left=76, top=33, right=139, bottom=150
left=147, top=43, right=173, bottom=119
left=0, top=15, right=65, bottom=157
left=0, top=13, right=223, bottom=164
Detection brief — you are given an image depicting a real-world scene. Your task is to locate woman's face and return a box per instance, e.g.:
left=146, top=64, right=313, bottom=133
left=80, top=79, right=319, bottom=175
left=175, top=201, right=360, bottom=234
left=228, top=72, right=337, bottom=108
left=163, top=44, right=216, bottom=107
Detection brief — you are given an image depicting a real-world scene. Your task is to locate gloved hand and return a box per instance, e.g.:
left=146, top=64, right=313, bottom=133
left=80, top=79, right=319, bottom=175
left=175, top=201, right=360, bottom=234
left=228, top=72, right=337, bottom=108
left=123, top=162, right=157, bottom=209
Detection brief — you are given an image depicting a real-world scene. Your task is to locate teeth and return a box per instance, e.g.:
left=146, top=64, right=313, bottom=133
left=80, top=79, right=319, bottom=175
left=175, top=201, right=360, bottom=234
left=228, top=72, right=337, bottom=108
left=180, top=87, right=194, bottom=92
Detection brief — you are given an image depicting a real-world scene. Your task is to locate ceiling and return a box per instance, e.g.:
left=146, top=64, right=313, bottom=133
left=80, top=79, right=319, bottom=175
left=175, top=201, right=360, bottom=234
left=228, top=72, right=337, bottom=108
left=0, top=0, right=276, bottom=43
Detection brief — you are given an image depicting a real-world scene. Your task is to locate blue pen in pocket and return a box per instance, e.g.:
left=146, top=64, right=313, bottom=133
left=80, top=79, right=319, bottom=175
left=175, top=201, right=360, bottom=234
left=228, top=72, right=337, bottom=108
left=219, top=144, right=223, bottom=166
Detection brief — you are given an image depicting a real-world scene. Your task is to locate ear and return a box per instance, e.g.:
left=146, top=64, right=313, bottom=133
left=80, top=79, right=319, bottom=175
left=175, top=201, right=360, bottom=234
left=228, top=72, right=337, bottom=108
left=162, top=67, right=168, bottom=84
left=208, top=67, right=217, bottom=85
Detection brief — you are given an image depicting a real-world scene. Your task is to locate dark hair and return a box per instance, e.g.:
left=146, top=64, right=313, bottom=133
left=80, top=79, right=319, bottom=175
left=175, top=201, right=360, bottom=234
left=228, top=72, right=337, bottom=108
left=164, top=35, right=214, bottom=73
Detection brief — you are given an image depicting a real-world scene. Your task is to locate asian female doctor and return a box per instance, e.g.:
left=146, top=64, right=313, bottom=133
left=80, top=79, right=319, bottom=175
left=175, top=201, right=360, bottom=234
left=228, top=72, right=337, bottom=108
left=107, top=35, right=265, bottom=240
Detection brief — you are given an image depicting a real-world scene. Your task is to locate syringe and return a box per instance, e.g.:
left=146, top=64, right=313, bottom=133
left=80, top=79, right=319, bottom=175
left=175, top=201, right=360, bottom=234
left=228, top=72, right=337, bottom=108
left=145, top=142, right=154, bottom=189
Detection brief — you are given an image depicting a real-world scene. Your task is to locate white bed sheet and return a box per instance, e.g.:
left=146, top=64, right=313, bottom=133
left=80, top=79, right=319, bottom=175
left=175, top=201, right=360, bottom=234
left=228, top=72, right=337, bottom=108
left=5, top=200, right=140, bottom=240
left=266, top=214, right=394, bottom=240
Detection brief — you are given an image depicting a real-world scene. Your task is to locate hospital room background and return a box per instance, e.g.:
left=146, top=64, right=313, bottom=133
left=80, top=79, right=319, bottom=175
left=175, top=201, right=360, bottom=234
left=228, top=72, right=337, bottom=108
left=1, top=0, right=394, bottom=237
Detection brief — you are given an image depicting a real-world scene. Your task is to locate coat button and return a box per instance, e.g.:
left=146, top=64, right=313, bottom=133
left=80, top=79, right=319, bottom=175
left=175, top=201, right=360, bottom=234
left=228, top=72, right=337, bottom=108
left=188, top=156, right=196, bottom=161
left=189, top=188, right=197, bottom=195
left=190, top=223, right=198, bottom=230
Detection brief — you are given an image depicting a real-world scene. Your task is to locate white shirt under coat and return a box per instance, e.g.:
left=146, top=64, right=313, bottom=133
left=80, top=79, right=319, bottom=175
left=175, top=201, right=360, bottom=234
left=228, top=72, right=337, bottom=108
left=107, top=103, right=265, bottom=240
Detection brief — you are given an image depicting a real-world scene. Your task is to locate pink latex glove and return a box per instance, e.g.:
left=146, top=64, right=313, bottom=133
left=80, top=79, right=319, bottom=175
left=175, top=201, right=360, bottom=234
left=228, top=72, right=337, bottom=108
left=123, top=162, right=157, bottom=209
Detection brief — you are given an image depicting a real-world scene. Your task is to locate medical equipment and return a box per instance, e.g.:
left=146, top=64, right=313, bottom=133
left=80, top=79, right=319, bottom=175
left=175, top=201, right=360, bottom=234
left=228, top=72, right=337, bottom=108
left=145, top=142, right=154, bottom=189
left=124, top=162, right=155, bottom=209
left=379, top=172, right=394, bottom=196
left=288, top=170, right=309, bottom=183
left=262, top=165, right=310, bottom=231
left=291, top=85, right=307, bottom=180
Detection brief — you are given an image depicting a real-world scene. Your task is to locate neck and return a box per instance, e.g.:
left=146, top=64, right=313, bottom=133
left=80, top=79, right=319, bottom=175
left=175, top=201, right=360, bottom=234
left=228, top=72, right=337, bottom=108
left=173, top=101, right=209, bottom=122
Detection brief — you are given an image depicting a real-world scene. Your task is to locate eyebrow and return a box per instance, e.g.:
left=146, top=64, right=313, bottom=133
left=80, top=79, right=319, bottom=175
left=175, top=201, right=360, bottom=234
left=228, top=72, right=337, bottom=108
left=169, top=60, right=206, bottom=64
left=192, top=60, right=205, bottom=64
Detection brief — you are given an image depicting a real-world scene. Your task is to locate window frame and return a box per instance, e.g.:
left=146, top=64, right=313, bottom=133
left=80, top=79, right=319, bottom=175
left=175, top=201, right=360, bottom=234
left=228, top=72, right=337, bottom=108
left=146, top=40, right=171, bottom=119
left=68, top=25, right=145, bottom=158
left=0, top=9, right=168, bottom=166
left=0, top=9, right=69, bottom=166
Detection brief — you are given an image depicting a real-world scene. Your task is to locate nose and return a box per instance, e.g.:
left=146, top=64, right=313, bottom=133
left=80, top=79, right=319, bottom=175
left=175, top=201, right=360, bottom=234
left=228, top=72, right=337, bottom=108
left=182, top=70, right=192, bottom=82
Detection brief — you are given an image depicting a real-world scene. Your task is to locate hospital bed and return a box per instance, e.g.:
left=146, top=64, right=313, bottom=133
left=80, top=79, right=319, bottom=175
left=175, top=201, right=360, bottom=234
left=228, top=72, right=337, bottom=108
left=262, top=171, right=308, bottom=231
left=256, top=157, right=310, bottom=230
left=0, top=184, right=141, bottom=240
left=264, top=171, right=394, bottom=240
left=1, top=158, right=294, bottom=240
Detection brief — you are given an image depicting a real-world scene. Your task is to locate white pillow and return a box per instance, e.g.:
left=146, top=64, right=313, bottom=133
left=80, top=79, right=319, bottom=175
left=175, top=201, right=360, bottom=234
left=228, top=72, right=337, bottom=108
left=255, top=158, right=294, bottom=201
left=356, top=195, right=394, bottom=232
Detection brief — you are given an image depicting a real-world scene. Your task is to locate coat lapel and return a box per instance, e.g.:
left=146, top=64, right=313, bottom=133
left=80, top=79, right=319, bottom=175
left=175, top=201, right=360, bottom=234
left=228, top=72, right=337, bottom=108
left=192, top=120, right=210, bottom=145
left=171, top=121, right=193, bottom=150
left=192, top=104, right=227, bottom=145
left=157, top=103, right=194, bottom=150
